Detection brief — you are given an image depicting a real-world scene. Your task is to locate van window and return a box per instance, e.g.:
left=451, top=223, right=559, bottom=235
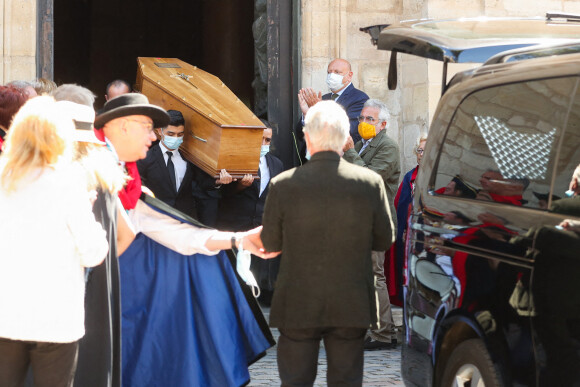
left=433, top=76, right=579, bottom=210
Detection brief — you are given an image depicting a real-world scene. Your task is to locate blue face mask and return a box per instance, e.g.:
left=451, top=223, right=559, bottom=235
left=305, top=149, right=311, bottom=160
left=260, top=145, right=270, bottom=157
left=163, top=135, right=183, bottom=150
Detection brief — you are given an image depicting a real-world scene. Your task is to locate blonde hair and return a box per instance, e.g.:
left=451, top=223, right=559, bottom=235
left=0, top=96, right=74, bottom=192
left=34, top=78, right=58, bottom=96
left=75, top=142, right=127, bottom=194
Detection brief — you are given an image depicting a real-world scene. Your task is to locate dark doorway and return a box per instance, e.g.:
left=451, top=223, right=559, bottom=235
left=54, top=0, right=255, bottom=109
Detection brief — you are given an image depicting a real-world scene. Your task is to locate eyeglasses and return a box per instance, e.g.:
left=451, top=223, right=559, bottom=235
left=416, top=148, right=424, bottom=155
left=125, top=118, right=154, bottom=134
left=358, top=116, right=377, bottom=123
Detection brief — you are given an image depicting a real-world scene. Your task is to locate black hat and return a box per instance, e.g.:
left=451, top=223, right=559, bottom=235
left=532, top=191, right=561, bottom=202
left=95, top=93, right=170, bottom=129
left=452, top=175, right=477, bottom=199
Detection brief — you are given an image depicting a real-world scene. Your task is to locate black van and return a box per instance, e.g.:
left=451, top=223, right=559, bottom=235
left=364, top=15, right=580, bottom=387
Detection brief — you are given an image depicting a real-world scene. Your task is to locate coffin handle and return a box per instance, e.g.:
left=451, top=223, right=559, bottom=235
left=190, top=133, right=207, bottom=143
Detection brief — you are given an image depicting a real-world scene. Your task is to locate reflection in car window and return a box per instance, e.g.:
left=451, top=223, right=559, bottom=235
left=434, top=76, right=579, bottom=209
left=550, top=85, right=580, bottom=214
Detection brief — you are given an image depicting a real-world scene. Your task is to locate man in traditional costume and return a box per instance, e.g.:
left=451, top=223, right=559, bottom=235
left=94, top=93, right=277, bottom=387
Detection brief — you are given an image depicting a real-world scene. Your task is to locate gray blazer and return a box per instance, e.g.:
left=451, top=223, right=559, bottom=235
left=261, top=151, right=394, bottom=330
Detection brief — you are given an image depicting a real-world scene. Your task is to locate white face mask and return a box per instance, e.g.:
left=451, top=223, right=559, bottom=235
left=236, top=240, right=260, bottom=298
left=326, top=73, right=344, bottom=92
left=260, top=145, right=270, bottom=157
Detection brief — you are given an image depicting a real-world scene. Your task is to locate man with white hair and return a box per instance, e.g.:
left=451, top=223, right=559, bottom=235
left=261, top=100, right=394, bottom=386
left=343, top=98, right=401, bottom=350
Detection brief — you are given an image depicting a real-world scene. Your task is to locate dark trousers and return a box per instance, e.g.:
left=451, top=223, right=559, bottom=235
left=277, top=327, right=366, bottom=387
left=0, top=338, right=78, bottom=387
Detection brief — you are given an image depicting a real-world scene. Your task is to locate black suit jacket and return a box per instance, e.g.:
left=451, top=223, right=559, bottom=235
left=137, top=143, right=198, bottom=217
left=322, top=83, right=369, bottom=142
left=217, top=153, right=284, bottom=231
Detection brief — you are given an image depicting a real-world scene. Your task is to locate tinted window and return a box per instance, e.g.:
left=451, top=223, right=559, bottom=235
left=433, top=76, right=579, bottom=210
left=550, top=86, right=580, bottom=210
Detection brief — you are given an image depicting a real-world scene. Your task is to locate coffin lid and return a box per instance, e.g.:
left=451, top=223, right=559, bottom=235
left=137, top=57, right=263, bottom=128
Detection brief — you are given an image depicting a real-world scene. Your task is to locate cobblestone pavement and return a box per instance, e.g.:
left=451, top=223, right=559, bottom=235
left=249, top=307, right=404, bottom=386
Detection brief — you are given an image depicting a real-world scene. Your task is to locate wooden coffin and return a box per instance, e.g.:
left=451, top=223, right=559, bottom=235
left=135, top=57, right=264, bottom=178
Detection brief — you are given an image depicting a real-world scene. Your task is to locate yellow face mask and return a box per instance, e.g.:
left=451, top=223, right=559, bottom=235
left=358, top=122, right=377, bottom=140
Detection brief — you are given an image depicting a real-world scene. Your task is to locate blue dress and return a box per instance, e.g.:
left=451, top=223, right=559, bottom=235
left=119, top=200, right=274, bottom=387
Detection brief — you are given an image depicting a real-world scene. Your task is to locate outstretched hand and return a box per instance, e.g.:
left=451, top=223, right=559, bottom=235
left=240, top=226, right=281, bottom=259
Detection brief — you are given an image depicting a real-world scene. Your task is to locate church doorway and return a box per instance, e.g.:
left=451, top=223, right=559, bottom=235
left=54, top=0, right=256, bottom=110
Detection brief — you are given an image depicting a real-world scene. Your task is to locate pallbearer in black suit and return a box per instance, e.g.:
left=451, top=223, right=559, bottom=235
left=137, top=110, right=197, bottom=217
left=217, top=120, right=284, bottom=230
left=217, top=119, right=284, bottom=303
left=137, top=110, right=232, bottom=219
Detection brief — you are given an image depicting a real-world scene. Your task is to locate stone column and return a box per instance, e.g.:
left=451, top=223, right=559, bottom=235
left=1, top=0, right=37, bottom=84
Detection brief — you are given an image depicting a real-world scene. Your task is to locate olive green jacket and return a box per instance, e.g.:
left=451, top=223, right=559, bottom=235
left=343, top=129, right=401, bottom=228
left=261, top=151, right=394, bottom=329
left=550, top=195, right=580, bottom=217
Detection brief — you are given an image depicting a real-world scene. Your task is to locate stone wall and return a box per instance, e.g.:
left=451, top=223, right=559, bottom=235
left=300, top=0, right=580, bottom=177
left=3, top=0, right=580, bottom=175
left=0, top=0, right=37, bottom=84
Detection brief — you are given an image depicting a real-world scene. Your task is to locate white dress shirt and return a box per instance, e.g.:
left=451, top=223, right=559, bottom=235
left=332, top=82, right=351, bottom=102
left=259, top=155, right=270, bottom=196
left=160, top=142, right=187, bottom=191
left=129, top=200, right=220, bottom=256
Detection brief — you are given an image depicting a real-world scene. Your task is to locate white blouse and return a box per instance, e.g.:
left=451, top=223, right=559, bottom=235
left=0, top=165, right=108, bottom=343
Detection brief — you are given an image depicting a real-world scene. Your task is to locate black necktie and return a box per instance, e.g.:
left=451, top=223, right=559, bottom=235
left=166, top=151, right=177, bottom=191
left=331, top=93, right=339, bottom=101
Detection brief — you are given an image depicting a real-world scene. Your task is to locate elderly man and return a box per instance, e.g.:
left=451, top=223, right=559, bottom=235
left=343, top=98, right=400, bottom=350
left=94, top=93, right=278, bottom=386
left=94, top=93, right=275, bottom=255
left=261, top=101, right=394, bottom=386
left=296, top=58, right=369, bottom=161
